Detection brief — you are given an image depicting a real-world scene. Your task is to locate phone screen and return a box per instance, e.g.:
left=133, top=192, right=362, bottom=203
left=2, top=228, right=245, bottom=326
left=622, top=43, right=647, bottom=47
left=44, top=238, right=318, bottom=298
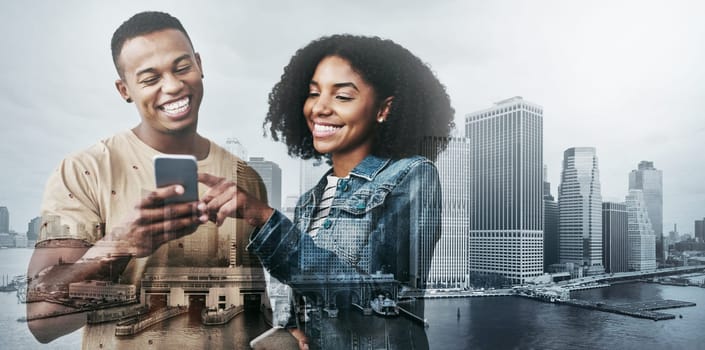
left=154, top=155, right=199, bottom=204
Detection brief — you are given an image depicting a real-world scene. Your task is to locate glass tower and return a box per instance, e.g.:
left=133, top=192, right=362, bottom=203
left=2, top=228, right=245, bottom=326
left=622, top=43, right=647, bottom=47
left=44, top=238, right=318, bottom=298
left=465, top=96, right=544, bottom=285
left=421, top=136, right=471, bottom=289
left=628, top=161, right=663, bottom=263
left=602, top=202, right=629, bottom=273
left=558, top=147, right=605, bottom=275
left=625, top=190, right=657, bottom=271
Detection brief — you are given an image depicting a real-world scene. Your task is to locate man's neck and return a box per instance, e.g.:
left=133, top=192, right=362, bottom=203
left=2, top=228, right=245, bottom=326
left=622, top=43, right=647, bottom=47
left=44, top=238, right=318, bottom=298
left=132, top=125, right=210, bottom=160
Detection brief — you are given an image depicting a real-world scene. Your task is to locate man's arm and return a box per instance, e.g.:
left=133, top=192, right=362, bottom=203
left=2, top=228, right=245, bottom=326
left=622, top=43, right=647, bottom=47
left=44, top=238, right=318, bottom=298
left=26, top=184, right=206, bottom=343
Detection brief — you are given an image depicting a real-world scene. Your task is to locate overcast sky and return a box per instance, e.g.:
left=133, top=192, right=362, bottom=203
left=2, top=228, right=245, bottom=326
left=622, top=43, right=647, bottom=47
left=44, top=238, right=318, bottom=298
left=1, top=1, right=703, bottom=236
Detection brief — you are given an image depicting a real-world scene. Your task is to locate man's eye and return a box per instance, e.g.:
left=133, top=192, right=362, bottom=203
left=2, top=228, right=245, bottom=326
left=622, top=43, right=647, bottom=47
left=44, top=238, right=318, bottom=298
left=141, top=77, right=159, bottom=85
left=176, top=65, right=191, bottom=73
left=336, top=95, right=353, bottom=101
left=308, top=92, right=320, bottom=97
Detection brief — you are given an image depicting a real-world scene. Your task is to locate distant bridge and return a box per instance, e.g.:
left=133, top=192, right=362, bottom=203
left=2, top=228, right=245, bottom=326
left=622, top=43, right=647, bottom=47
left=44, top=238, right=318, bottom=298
left=560, top=265, right=705, bottom=287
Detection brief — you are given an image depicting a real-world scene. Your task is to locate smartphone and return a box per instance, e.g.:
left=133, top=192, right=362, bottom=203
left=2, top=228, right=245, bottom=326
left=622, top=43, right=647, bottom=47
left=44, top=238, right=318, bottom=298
left=154, top=154, right=199, bottom=204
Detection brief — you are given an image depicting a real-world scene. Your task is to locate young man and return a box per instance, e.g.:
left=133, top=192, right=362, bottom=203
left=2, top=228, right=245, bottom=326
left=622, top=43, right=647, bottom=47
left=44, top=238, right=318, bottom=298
left=27, top=11, right=269, bottom=348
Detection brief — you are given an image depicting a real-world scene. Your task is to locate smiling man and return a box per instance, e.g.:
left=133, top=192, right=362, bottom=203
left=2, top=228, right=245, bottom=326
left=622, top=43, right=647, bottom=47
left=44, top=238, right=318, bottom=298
left=26, top=11, right=268, bottom=348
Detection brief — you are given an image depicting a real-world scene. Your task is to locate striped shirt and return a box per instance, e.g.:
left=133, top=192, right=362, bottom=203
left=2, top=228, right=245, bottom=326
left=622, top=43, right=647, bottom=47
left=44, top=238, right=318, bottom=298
left=307, top=175, right=341, bottom=238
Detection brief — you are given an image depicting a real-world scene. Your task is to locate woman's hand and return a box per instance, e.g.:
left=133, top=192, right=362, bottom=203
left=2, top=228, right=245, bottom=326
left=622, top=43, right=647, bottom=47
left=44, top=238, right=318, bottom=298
left=198, top=173, right=274, bottom=227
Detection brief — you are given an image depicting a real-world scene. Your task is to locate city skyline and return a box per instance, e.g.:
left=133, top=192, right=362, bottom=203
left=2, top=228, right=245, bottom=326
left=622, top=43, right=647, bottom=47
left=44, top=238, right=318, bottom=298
left=1, top=2, right=703, bottom=236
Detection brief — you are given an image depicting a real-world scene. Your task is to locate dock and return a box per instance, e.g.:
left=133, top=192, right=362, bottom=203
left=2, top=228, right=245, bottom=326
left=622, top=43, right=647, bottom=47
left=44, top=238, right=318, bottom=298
left=114, top=306, right=187, bottom=336
left=202, top=305, right=244, bottom=325
left=561, top=299, right=696, bottom=321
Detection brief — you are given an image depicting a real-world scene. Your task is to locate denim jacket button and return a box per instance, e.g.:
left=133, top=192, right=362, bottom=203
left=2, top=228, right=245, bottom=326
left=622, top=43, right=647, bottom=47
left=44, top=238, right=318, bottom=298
left=323, top=219, right=332, bottom=229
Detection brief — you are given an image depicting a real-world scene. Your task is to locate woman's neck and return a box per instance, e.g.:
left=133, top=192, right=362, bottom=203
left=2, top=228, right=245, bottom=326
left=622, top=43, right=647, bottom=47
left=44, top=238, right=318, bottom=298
left=331, top=150, right=370, bottom=177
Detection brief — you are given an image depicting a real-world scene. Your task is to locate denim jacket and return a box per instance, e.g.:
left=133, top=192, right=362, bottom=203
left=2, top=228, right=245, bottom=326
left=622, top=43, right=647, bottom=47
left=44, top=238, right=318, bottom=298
left=248, top=155, right=441, bottom=349
left=248, top=155, right=441, bottom=289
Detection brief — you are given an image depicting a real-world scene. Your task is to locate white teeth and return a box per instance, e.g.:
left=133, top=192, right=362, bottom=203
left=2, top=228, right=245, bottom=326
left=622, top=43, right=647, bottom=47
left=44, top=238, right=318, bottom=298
left=162, top=97, right=189, bottom=113
left=314, top=124, right=341, bottom=132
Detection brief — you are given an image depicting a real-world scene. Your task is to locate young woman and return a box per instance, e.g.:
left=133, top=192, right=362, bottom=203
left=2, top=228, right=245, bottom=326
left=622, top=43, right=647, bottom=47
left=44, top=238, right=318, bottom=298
left=199, top=34, right=454, bottom=349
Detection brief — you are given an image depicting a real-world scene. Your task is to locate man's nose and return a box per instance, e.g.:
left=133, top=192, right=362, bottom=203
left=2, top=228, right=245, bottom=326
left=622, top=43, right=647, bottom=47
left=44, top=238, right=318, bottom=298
left=162, top=74, right=184, bottom=94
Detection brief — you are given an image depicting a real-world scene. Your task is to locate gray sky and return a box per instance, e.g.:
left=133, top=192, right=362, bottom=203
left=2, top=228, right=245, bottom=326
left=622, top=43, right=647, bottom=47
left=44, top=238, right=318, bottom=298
left=1, top=0, right=703, bottom=235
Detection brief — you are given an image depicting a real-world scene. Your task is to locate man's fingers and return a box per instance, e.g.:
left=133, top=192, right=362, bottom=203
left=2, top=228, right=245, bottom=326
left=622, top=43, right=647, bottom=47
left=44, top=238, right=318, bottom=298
left=135, top=202, right=200, bottom=224
left=138, top=185, right=185, bottom=208
left=198, top=172, right=224, bottom=187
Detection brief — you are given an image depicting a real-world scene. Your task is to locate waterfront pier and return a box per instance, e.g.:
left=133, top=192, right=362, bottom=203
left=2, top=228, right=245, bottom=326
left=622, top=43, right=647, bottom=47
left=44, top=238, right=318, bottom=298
left=562, top=299, right=696, bottom=321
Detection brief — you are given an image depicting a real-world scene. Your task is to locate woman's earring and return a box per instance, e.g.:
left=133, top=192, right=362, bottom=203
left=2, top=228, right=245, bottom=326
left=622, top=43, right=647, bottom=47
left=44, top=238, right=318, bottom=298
left=126, top=98, right=132, bottom=103
left=377, top=118, right=385, bottom=123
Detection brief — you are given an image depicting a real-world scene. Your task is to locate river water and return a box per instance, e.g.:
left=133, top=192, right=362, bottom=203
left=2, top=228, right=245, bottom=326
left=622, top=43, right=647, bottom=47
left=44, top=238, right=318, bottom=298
left=2, top=248, right=704, bottom=349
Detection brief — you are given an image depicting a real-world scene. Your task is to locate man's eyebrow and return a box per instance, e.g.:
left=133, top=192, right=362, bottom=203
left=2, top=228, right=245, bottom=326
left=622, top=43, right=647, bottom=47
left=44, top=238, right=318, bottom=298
left=135, top=54, right=194, bottom=77
left=135, top=67, right=157, bottom=77
left=173, top=54, right=192, bottom=65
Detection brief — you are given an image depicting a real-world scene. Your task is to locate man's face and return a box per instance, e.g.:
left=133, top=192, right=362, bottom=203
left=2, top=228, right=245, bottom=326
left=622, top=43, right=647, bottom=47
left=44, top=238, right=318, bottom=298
left=115, top=29, right=203, bottom=135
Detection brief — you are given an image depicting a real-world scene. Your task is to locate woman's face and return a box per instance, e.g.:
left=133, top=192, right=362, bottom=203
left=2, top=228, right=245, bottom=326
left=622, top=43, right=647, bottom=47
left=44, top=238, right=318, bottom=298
left=303, top=55, right=389, bottom=161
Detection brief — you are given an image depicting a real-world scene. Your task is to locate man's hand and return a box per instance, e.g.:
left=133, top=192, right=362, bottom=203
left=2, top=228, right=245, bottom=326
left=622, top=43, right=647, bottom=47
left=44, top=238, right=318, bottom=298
left=199, top=173, right=273, bottom=227
left=112, top=184, right=208, bottom=257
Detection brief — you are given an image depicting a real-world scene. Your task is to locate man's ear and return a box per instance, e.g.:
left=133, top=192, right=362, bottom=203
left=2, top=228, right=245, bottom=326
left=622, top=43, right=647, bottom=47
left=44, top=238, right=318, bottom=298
left=377, top=96, right=394, bottom=123
left=115, top=79, right=131, bottom=103
left=195, top=52, right=204, bottom=78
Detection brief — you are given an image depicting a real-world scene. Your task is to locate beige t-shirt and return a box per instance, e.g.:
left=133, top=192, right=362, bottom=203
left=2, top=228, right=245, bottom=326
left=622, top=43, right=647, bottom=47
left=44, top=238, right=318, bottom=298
left=39, top=130, right=267, bottom=284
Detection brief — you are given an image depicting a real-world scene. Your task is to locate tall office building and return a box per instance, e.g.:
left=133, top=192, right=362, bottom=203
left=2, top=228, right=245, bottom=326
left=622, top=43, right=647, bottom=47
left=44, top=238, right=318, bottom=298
left=465, top=96, right=543, bottom=285
left=248, top=157, right=283, bottom=211
left=629, top=161, right=663, bottom=263
left=602, top=202, right=629, bottom=273
left=558, top=147, right=605, bottom=275
left=421, top=136, right=470, bottom=289
left=27, top=216, right=42, bottom=241
left=667, top=224, right=679, bottom=243
left=543, top=169, right=559, bottom=271
left=695, top=219, right=705, bottom=242
left=625, top=190, right=657, bottom=271
left=0, top=206, right=9, bottom=233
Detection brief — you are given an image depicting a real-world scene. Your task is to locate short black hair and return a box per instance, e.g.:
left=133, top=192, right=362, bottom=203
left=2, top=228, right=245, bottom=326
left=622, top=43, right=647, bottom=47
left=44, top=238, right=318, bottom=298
left=111, top=11, right=193, bottom=77
left=264, top=34, right=455, bottom=162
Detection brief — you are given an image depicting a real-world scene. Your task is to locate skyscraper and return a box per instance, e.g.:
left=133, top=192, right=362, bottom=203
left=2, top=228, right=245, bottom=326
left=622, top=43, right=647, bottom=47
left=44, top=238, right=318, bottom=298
left=27, top=216, right=42, bottom=242
left=422, top=136, right=470, bottom=289
left=625, top=189, right=657, bottom=271
left=695, top=219, right=705, bottom=242
left=248, top=157, right=283, bottom=211
left=629, top=161, right=663, bottom=263
left=602, top=202, right=629, bottom=273
left=465, top=96, right=543, bottom=285
left=558, top=147, right=605, bottom=275
left=0, top=206, right=9, bottom=233
left=543, top=169, right=559, bottom=271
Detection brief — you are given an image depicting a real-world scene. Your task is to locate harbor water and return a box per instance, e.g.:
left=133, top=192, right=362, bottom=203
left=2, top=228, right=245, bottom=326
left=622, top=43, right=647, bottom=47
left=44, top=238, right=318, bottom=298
left=2, top=248, right=704, bottom=349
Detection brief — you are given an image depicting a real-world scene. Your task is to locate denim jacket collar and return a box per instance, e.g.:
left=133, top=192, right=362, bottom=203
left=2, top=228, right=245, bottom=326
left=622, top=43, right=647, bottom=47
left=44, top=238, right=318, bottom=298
left=301, top=155, right=391, bottom=207
left=348, top=155, right=391, bottom=181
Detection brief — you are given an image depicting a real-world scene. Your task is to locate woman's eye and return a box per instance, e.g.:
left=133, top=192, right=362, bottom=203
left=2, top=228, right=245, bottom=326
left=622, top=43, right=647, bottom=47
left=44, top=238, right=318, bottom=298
left=336, top=95, right=353, bottom=101
left=308, top=91, right=320, bottom=97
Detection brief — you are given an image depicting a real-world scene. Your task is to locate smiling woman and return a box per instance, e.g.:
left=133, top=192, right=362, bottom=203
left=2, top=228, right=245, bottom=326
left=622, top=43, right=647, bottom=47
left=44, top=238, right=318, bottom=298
left=199, top=34, right=456, bottom=349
